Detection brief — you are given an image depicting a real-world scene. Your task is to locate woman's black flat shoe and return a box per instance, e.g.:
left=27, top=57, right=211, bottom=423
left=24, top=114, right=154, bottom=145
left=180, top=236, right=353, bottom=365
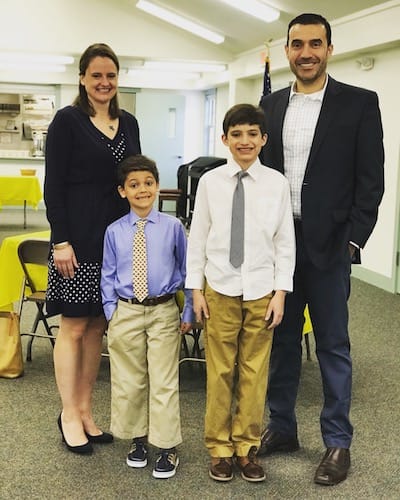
left=85, top=431, right=114, bottom=444
left=57, top=414, right=93, bottom=455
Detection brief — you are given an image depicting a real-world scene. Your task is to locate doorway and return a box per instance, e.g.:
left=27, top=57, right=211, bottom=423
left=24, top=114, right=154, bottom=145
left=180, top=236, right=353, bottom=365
left=135, top=91, right=185, bottom=190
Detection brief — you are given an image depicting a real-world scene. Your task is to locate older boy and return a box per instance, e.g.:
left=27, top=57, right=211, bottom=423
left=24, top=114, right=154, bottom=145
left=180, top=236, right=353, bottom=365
left=101, top=155, right=192, bottom=479
left=186, top=104, right=295, bottom=482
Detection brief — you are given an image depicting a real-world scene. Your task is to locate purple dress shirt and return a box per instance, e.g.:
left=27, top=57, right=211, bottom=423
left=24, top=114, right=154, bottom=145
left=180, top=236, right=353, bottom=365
left=101, top=208, right=193, bottom=322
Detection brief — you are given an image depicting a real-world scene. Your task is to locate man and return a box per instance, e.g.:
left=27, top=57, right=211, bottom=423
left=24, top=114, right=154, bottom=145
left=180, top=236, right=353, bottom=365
left=258, top=13, right=384, bottom=486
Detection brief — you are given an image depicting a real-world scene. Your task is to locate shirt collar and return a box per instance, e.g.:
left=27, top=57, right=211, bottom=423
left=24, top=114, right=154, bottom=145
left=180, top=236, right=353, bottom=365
left=289, top=74, right=329, bottom=102
left=228, top=156, right=263, bottom=180
left=128, top=207, right=158, bottom=226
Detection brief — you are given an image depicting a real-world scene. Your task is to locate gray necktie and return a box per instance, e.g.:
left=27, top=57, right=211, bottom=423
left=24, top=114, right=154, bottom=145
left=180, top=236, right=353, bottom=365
left=230, top=171, right=248, bottom=268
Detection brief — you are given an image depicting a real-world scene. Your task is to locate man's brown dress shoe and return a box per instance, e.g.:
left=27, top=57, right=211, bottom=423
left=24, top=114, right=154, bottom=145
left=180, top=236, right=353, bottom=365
left=314, top=447, right=350, bottom=486
left=235, top=446, right=266, bottom=482
left=257, top=428, right=300, bottom=456
left=209, top=457, right=233, bottom=482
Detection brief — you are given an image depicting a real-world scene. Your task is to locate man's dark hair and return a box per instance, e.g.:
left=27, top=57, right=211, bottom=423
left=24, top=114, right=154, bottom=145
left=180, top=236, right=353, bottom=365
left=287, top=13, right=332, bottom=46
left=222, top=104, right=266, bottom=136
left=73, top=43, right=121, bottom=119
left=117, top=155, right=159, bottom=186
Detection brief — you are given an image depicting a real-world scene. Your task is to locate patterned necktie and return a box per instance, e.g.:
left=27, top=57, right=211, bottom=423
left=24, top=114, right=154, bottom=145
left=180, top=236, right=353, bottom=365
left=229, top=171, right=248, bottom=268
left=133, top=219, right=148, bottom=302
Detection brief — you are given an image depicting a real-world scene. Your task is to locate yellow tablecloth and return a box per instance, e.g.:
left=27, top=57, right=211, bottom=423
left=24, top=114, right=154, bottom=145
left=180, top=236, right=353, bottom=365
left=0, top=176, right=42, bottom=209
left=0, top=230, right=50, bottom=311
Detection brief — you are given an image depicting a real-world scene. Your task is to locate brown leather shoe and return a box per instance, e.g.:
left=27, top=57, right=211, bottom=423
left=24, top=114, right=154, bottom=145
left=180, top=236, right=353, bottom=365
left=314, top=447, right=351, bottom=486
left=257, top=428, right=300, bottom=457
left=235, top=446, right=266, bottom=482
left=209, top=457, right=233, bottom=482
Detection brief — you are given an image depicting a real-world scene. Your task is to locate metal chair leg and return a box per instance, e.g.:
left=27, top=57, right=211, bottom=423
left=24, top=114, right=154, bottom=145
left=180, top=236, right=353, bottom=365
left=25, top=303, right=57, bottom=361
left=26, top=310, right=41, bottom=362
left=181, top=335, right=190, bottom=358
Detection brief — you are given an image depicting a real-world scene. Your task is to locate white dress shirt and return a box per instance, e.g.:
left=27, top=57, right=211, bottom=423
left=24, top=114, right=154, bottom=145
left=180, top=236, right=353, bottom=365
left=282, top=78, right=327, bottom=218
left=186, top=157, right=295, bottom=300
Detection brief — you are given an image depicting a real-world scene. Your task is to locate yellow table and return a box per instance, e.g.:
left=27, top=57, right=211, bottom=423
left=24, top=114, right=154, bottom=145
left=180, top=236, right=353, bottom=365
left=0, top=230, right=50, bottom=311
left=0, top=176, right=43, bottom=228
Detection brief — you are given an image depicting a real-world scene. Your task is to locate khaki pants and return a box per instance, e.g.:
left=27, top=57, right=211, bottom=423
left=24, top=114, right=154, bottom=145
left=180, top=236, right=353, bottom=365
left=107, top=298, right=182, bottom=449
left=204, top=284, right=273, bottom=457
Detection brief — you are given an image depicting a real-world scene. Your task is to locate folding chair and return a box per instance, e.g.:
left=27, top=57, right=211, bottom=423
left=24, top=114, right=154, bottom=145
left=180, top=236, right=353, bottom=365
left=186, top=156, right=227, bottom=227
left=158, top=157, right=227, bottom=228
left=158, top=188, right=182, bottom=217
left=17, top=239, right=58, bottom=361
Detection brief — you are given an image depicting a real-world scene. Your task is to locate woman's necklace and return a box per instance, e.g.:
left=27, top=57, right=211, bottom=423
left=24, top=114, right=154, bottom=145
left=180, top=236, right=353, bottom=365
left=108, top=118, right=119, bottom=132
left=90, top=113, right=118, bottom=136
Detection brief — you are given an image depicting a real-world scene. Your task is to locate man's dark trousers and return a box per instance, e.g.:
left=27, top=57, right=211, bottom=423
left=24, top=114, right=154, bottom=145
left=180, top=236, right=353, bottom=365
left=267, top=221, right=353, bottom=448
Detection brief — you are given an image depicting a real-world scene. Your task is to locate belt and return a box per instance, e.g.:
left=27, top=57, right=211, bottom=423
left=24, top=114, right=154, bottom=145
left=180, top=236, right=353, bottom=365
left=118, top=294, right=174, bottom=306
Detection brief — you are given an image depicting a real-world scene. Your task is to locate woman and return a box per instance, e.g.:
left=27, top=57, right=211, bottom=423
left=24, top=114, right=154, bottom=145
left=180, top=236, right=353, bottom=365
left=44, top=43, right=141, bottom=454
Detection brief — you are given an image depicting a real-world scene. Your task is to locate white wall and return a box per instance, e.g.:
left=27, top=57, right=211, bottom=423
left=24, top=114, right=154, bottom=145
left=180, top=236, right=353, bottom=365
left=182, top=92, right=205, bottom=164
left=329, top=47, right=400, bottom=283
left=135, top=89, right=206, bottom=188
left=59, top=85, right=77, bottom=108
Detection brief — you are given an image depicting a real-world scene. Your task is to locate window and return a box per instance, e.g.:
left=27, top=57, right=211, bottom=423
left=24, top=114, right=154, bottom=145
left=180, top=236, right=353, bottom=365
left=204, top=89, right=216, bottom=155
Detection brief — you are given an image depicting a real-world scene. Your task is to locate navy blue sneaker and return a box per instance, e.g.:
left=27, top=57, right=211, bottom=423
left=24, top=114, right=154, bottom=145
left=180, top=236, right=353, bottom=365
left=126, top=437, right=148, bottom=468
left=152, top=448, right=179, bottom=478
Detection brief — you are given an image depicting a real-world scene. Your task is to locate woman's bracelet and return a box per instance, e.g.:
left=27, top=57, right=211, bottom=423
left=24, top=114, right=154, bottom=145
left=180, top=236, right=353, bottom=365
left=53, top=241, right=70, bottom=250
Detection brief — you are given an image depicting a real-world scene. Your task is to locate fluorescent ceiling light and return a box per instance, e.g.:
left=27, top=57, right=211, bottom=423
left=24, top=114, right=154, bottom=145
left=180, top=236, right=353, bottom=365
left=0, top=63, right=66, bottom=73
left=219, top=0, right=280, bottom=22
left=144, top=61, right=227, bottom=72
left=136, top=0, right=224, bottom=44
left=0, top=53, right=74, bottom=65
left=127, top=68, right=200, bottom=80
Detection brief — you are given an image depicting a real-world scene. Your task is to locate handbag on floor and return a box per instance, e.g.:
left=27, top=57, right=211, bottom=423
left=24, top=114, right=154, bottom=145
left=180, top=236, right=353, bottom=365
left=0, top=311, right=24, bottom=378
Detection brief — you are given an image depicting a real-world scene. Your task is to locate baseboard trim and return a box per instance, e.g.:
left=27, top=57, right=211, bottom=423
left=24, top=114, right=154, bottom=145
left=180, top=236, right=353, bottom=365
left=352, top=265, right=396, bottom=293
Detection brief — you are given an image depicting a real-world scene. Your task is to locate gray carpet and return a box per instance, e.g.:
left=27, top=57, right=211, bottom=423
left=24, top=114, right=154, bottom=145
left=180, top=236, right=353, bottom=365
left=1, top=209, right=400, bottom=499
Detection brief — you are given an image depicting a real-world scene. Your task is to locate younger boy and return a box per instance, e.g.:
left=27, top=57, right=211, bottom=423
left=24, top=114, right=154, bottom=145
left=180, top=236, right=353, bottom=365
left=101, top=154, right=192, bottom=479
left=186, top=104, right=295, bottom=482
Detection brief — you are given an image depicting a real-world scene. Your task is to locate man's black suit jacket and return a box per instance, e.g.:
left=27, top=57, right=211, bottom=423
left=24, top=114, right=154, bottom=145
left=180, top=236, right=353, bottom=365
left=260, top=76, right=384, bottom=270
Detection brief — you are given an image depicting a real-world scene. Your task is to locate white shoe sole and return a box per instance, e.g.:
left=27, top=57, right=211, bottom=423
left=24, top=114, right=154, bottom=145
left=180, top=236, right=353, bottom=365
left=126, top=457, right=147, bottom=468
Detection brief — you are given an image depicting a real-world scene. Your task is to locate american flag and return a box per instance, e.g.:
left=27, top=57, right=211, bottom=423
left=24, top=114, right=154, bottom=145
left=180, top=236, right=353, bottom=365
left=261, top=53, right=271, bottom=99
